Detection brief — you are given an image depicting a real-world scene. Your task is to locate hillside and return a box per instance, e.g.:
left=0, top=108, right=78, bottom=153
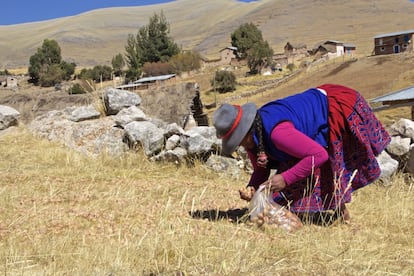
left=2, top=51, right=414, bottom=128
left=1, top=0, right=414, bottom=68
left=1, top=3, right=414, bottom=274
left=1, top=52, right=414, bottom=276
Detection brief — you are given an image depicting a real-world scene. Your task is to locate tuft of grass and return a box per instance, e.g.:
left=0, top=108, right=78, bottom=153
left=0, top=128, right=413, bottom=275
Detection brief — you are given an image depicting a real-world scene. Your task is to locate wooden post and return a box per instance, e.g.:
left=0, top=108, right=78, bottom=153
left=411, top=105, right=414, bottom=120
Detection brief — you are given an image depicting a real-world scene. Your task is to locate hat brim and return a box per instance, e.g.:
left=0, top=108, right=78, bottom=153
left=221, top=102, right=256, bottom=155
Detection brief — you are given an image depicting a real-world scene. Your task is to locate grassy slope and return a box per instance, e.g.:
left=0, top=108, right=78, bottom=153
left=2, top=0, right=414, bottom=68
left=0, top=117, right=413, bottom=275
left=1, top=54, right=414, bottom=274
left=1, top=1, right=414, bottom=274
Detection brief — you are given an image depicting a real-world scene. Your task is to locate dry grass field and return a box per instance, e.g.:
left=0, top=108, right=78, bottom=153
left=1, top=54, right=414, bottom=275
left=1, top=1, right=414, bottom=274
left=0, top=123, right=413, bottom=275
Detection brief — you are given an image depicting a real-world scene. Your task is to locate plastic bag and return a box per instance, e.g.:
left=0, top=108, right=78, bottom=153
left=248, top=185, right=303, bottom=232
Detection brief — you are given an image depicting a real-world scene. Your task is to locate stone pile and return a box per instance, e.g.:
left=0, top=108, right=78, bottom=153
left=1, top=83, right=413, bottom=181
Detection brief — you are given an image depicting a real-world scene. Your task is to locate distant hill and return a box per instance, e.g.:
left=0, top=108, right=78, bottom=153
left=1, top=0, right=414, bottom=69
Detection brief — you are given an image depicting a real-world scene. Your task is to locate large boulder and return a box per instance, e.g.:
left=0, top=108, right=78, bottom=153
left=103, top=87, right=142, bottom=115
left=0, top=105, right=20, bottom=130
left=28, top=106, right=128, bottom=157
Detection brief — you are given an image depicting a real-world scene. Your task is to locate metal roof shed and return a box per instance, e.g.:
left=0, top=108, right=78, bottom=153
left=371, top=85, right=414, bottom=119
left=133, top=74, right=176, bottom=84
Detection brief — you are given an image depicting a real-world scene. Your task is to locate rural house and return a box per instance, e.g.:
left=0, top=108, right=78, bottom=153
left=373, top=30, right=414, bottom=55
left=284, top=42, right=307, bottom=61
left=219, top=46, right=238, bottom=65
left=199, top=55, right=220, bottom=69
left=0, top=76, right=18, bottom=89
left=310, top=40, right=355, bottom=59
left=343, top=43, right=356, bottom=56
left=199, top=46, right=240, bottom=68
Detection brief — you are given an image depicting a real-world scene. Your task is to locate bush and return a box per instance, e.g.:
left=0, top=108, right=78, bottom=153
left=39, top=64, right=63, bottom=87
left=143, top=62, right=173, bottom=77
left=78, top=65, right=112, bottom=83
left=28, top=39, right=75, bottom=86
left=0, top=69, right=10, bottom=76
left=112, top=53, right=125, bottom=77
left=68, top=83, right=86, bottom=94
left=60, top=61, right=76, bottom=81
left=286, top=63, right=296, bottom=72
left=211, top=70, right=236, bottom=93
left=124, top=68, right=142, bottom=84
left=168, top=51, right=201, bottom=74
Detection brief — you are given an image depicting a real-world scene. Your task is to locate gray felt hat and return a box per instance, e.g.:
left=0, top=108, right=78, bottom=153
left=213, top=102, right=257, bottom=155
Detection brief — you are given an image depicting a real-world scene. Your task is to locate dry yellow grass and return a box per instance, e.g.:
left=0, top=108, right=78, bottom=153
left=1, top=32, right=414, bottom=275
left=1, top=126, right=413, bottom=275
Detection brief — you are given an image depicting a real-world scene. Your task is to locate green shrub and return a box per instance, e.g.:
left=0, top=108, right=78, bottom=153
left=211, top=70, right=236, bottom=93
left=68, top=83, right=86, bottom=94
left=169, top=51, right=201, bottom=74
left=286, top=63, right=296, bottom=72
left=28, top=39, right=76, bottom=86
left=78, top=65, right=112, bottom=83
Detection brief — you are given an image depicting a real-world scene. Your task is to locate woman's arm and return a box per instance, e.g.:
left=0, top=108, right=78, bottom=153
left=246, top=149, right=270, bottom=190
left=271, top=121, right=328, bottom=185
left=239, top=149, right=270, bottom=201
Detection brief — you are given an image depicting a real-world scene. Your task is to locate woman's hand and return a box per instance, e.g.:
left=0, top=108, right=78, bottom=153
left=239, top=186, right=255, bottom=201
left=265, top=174, right=286, bottom=192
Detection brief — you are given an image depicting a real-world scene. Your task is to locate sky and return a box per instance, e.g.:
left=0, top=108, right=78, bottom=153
left=1, top=0, right=257, bottom=26
left=0, top=0, right=175, bottom=26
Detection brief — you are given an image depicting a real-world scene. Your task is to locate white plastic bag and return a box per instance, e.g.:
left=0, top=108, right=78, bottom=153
left=248, top=185, right=278, bottom=219
left=248, top=185, right=303, bottom=232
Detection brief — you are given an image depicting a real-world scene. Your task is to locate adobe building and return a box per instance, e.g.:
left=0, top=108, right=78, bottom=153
left=373, top=30, right=414, bottom=55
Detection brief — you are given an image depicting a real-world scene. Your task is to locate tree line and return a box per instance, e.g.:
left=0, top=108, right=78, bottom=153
left=27, top=11, right=274, bottom=93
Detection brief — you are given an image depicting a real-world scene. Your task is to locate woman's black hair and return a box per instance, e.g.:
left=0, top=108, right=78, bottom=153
left=254, top=113, right=265, bottom=153
left=253, top=112, right=268, bottom=168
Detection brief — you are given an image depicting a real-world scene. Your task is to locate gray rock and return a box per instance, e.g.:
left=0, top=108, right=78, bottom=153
left=29, top=110, right=127, bottom=158
left=404, top=144, right=414, bottom=174
left=181, top=132, right=214, bottom=154
left=150, top=147, right=188, bottom=164
left=124, top=121, right=164, bottom=156
left=387, top=136, right=411, bottom=156
left=205, top=154, right=243, bottom=179
left=389, top=118, right=414, bottom=140
left=0, top=105, right=20, bottom=130
left=377, top=150, right=399, bottom=180
left=113, top=105, right=147, bottom=127
left=103, top=87, right=141, bottom=115
left=165, top=134, right=180, bottom=150
left=164, top=123, right=185, bottom=137
left=69, top=105, right=101, bottom=122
